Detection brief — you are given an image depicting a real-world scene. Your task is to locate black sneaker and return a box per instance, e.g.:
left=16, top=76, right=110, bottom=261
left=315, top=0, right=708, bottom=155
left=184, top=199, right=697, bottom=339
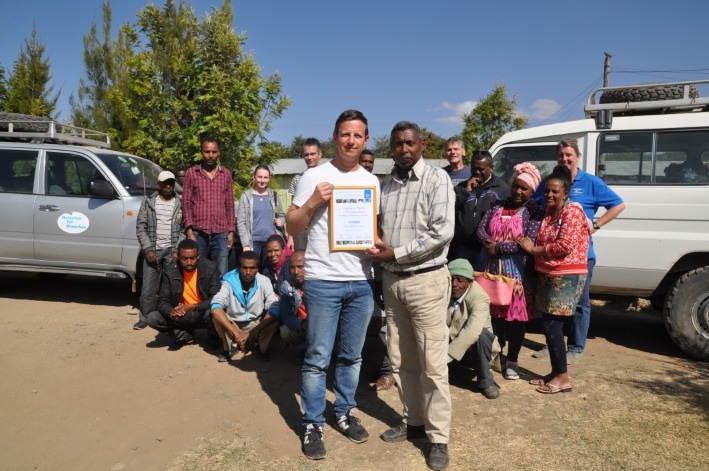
left=334, top=410, right=369, bottom=443
left=380, top=421, right=426, bottom=443
left=302, top=424, right=326, bottom=460
left=228, top=342, right=239, bottom=358
left=217, top=351, right=230, bottom=362
left=426, top=443, right=449, bottom=470
left=133, top=319, right=148, bottom=330
left=168, top=338, right=188, bottom=351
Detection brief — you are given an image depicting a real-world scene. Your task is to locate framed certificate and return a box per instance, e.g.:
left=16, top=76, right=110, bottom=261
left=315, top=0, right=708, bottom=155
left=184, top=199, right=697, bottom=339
left=329, top=186, right=378, bottom=251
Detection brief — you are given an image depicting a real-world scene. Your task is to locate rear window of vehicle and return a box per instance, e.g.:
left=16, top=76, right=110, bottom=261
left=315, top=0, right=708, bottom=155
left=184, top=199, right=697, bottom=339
left=598, top=131, right=709, bottom=184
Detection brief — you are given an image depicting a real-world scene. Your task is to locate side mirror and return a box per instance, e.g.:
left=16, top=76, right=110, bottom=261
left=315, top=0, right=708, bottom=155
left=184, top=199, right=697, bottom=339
left=89, top=179, right=116, bottom=198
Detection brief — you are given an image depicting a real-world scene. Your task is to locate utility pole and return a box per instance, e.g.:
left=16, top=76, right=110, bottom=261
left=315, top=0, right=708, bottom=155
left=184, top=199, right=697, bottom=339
left=603, top=52, right=612, bottom=87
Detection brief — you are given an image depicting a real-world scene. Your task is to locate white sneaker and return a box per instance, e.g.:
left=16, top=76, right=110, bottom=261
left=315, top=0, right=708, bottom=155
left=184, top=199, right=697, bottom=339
left=504, top=361, right=520, bottom=380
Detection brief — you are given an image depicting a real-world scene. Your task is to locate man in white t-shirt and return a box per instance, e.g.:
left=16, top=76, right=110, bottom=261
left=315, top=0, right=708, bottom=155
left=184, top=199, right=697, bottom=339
left=286, top=110, right=380, bottom=461
left=287, top=137, right=323, bottom=251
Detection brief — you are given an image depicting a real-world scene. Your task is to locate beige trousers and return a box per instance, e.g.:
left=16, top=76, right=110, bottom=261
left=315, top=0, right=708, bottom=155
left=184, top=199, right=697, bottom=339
left=213, top=317, right=277, bottom=354
left=383, top=266, right=452, bottom=444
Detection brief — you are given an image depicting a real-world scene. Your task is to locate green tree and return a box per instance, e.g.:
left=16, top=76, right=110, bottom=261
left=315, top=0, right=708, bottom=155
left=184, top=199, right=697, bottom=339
left=460, top=84, right=527, bottom=154
left=257, top=140, right=288, bottom=166
left=83, top=0, right=290, bottom=192
left=0, top=64, right=7, bottom=108
left=369, top=128, right=444, bottom=162
left=4, top=26, right=60, bottom=117
left=70, top=0, right=123, bottom=140
left=421, top=128, right=445, bottom=161
left=370, top=135, right=391, bottom=161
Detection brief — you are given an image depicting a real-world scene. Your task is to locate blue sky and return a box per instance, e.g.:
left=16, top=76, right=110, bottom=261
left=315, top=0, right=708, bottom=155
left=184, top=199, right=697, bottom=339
left=2, top=0, right=709, bottom=146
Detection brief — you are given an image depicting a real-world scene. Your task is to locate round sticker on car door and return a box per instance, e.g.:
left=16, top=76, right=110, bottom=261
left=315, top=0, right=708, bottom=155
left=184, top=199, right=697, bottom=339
left=57, top=212, right=90, bottom=234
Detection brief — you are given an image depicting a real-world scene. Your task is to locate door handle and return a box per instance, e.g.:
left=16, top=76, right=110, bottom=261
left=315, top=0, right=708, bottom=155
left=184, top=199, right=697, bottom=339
left=38, top=205, right=61, bottom=212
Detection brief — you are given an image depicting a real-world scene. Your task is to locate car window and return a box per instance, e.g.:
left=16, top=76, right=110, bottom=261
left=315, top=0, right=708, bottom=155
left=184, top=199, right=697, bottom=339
left=598, top=131, right=709, bottom=184
left=492, top=145, right=557, bottom=184
left=96, top=153, right=163, bottom=196
left=0, top=149, right=38, bottom=193
left=47, top=152, right=106, bottom=196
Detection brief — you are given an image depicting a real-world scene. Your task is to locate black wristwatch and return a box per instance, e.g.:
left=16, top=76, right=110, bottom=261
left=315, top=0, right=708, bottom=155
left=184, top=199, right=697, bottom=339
left=593, top=221, right=601, bottom=230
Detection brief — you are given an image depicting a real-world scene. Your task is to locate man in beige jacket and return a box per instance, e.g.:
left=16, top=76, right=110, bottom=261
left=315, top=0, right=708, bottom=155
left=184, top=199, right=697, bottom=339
left=446, top=258, right=501, bottom=399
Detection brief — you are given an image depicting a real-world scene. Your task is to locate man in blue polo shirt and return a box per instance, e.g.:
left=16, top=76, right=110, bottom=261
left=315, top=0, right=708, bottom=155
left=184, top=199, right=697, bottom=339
left=533, top=137, right=625, bottom=363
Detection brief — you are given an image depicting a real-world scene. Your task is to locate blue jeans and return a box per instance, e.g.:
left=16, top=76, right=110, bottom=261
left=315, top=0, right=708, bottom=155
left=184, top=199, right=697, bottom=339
left=301, top=279, right=374, bottom=425
left=251, top=240, right=267, bottom=267
left=193, top=230, right=229, bottom=277
left=567, top=258, right=595, bottom=354
left=138, top=248, right=173, bottom=321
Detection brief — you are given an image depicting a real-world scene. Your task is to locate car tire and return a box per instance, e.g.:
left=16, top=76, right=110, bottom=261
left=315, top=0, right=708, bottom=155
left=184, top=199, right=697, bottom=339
left=663, top=266, right=709, bottom=361
left=599, top=85, right=698, bottom=104
left=0, top=112, right=62, bottom=133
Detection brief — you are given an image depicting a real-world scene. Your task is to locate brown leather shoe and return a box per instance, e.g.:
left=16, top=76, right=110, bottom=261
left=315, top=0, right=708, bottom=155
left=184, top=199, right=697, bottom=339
left=374, top=375, right=395, bottom=391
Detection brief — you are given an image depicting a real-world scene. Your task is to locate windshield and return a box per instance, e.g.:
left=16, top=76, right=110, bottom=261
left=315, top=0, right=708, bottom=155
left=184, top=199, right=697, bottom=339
left=96, top=153, right=181, bottom=196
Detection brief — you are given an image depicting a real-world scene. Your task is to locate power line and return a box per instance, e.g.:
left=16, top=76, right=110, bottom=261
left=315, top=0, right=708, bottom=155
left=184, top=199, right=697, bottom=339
left=536, top=74, right=604, bottom=126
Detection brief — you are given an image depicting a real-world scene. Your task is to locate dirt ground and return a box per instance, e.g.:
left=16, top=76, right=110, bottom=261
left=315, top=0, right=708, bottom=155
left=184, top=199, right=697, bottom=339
left=1, top=272, right=708, bottom=471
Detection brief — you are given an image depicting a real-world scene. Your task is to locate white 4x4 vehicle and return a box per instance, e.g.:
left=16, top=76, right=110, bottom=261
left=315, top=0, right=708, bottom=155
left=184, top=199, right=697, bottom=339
left=489, top=80, right=709, bottom=361
left=0, top=114, right=171, bottom=289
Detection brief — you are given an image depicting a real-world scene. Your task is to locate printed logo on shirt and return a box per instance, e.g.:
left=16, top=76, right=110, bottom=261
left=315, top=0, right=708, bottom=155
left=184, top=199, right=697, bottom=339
left=571, top=188, right=585, bottom=196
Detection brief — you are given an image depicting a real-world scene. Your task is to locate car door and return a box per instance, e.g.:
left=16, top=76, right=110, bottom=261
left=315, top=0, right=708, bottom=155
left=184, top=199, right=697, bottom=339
left=0, top=148, right=39, bottom=262
left=33, top=151, right=126, bottom=268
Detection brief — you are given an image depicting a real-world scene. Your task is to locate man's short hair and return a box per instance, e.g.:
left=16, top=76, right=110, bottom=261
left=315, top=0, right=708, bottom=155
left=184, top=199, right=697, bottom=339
left=239, top=250, right=259, bottom=267
left=334, top=109, right=368, bottom=137
left=200, top=136, right=221, bottom=150
left=177, top=239, right=199, bottom=253
left=303, top=137, right=321, bottom=150
left=445, top=136, right=465, bottom=152
left=360, top=149, right=374, bottom=157
left=390, top=121, right=424, bottom=141
left=471, top=150, right=493, bottom=166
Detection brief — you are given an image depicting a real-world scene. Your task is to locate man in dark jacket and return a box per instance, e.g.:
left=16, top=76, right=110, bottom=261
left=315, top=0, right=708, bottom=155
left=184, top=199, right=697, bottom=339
left=146, top=239, right=221, bottom=350
left=451, top=151, right=510, bottom=268
left=134, top=170, right=183, bottom=330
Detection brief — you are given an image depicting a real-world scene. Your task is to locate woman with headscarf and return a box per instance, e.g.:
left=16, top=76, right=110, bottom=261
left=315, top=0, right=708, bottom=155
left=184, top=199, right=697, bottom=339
left=260, top=234, right=294, bottom=291
left=476, top=162, right=545, bottom=380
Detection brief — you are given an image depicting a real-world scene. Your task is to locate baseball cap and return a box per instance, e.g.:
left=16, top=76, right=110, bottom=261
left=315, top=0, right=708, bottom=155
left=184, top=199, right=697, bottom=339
left=158, top=171, right=176, bottom=182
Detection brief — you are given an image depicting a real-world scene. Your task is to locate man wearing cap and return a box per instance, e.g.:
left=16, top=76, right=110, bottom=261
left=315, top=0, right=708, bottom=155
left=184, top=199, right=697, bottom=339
left=135, top=170, right=184, bottom=329
left=446, top=258, right=501, bottom=399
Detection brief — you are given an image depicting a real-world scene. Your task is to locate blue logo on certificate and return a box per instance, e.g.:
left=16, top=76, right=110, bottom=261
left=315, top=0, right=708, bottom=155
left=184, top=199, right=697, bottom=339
left=364, top=189, right=372, bottom=199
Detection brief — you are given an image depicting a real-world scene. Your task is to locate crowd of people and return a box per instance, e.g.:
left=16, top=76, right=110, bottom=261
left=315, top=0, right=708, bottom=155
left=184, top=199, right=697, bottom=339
left=133, top=110, right=624, bottom=470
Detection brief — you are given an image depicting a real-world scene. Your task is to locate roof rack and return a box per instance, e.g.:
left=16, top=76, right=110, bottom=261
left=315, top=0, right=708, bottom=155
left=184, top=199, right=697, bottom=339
left=584, top=79, right=709, bottom=118
left=0, top=116, right=111, bottom=148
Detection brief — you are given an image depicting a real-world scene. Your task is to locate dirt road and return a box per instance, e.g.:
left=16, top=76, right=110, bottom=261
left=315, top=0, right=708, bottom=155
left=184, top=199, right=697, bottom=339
left=1, top=273, right=707, bottom=470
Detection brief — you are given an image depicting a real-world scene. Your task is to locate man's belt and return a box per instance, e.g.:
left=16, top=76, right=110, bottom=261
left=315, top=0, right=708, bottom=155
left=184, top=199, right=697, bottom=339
left=388, top=265, right=442, bottom=277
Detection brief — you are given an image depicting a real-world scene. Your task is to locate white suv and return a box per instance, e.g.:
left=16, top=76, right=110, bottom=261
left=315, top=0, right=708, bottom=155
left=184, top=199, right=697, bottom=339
left=489, top=80, right=709, bottom=361
left=0, top=113, right=171, bottom=289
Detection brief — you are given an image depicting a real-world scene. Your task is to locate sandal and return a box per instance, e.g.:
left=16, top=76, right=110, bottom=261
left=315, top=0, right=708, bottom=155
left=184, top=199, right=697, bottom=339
left=529, top=374, right=554, bottom=386
left=536, top=383, right=572, bottom=394
left=374, top=375, right=396, bottom=391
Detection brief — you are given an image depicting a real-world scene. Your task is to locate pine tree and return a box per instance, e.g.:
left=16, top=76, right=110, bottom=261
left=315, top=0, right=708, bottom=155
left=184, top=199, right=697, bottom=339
left=4, top=26, right=60, bottom=117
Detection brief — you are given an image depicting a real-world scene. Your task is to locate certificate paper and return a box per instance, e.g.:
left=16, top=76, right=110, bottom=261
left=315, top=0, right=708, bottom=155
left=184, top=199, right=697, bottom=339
left=329, top=186, right=377, bottom=251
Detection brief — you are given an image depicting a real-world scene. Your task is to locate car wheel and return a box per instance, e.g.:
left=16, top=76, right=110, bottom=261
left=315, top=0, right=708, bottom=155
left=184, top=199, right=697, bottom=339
left=663, top=266, right=709, bottom=361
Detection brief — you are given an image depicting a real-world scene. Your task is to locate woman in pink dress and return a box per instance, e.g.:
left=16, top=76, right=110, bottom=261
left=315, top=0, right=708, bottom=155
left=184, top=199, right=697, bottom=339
left=476, top=162, right=544, bottom=380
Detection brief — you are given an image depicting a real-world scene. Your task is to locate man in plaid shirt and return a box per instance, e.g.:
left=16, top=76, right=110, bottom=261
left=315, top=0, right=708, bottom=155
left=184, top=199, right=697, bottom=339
left=182, top=137, right=236, bottom=277
left=367, top=121, right=455, bottom=471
